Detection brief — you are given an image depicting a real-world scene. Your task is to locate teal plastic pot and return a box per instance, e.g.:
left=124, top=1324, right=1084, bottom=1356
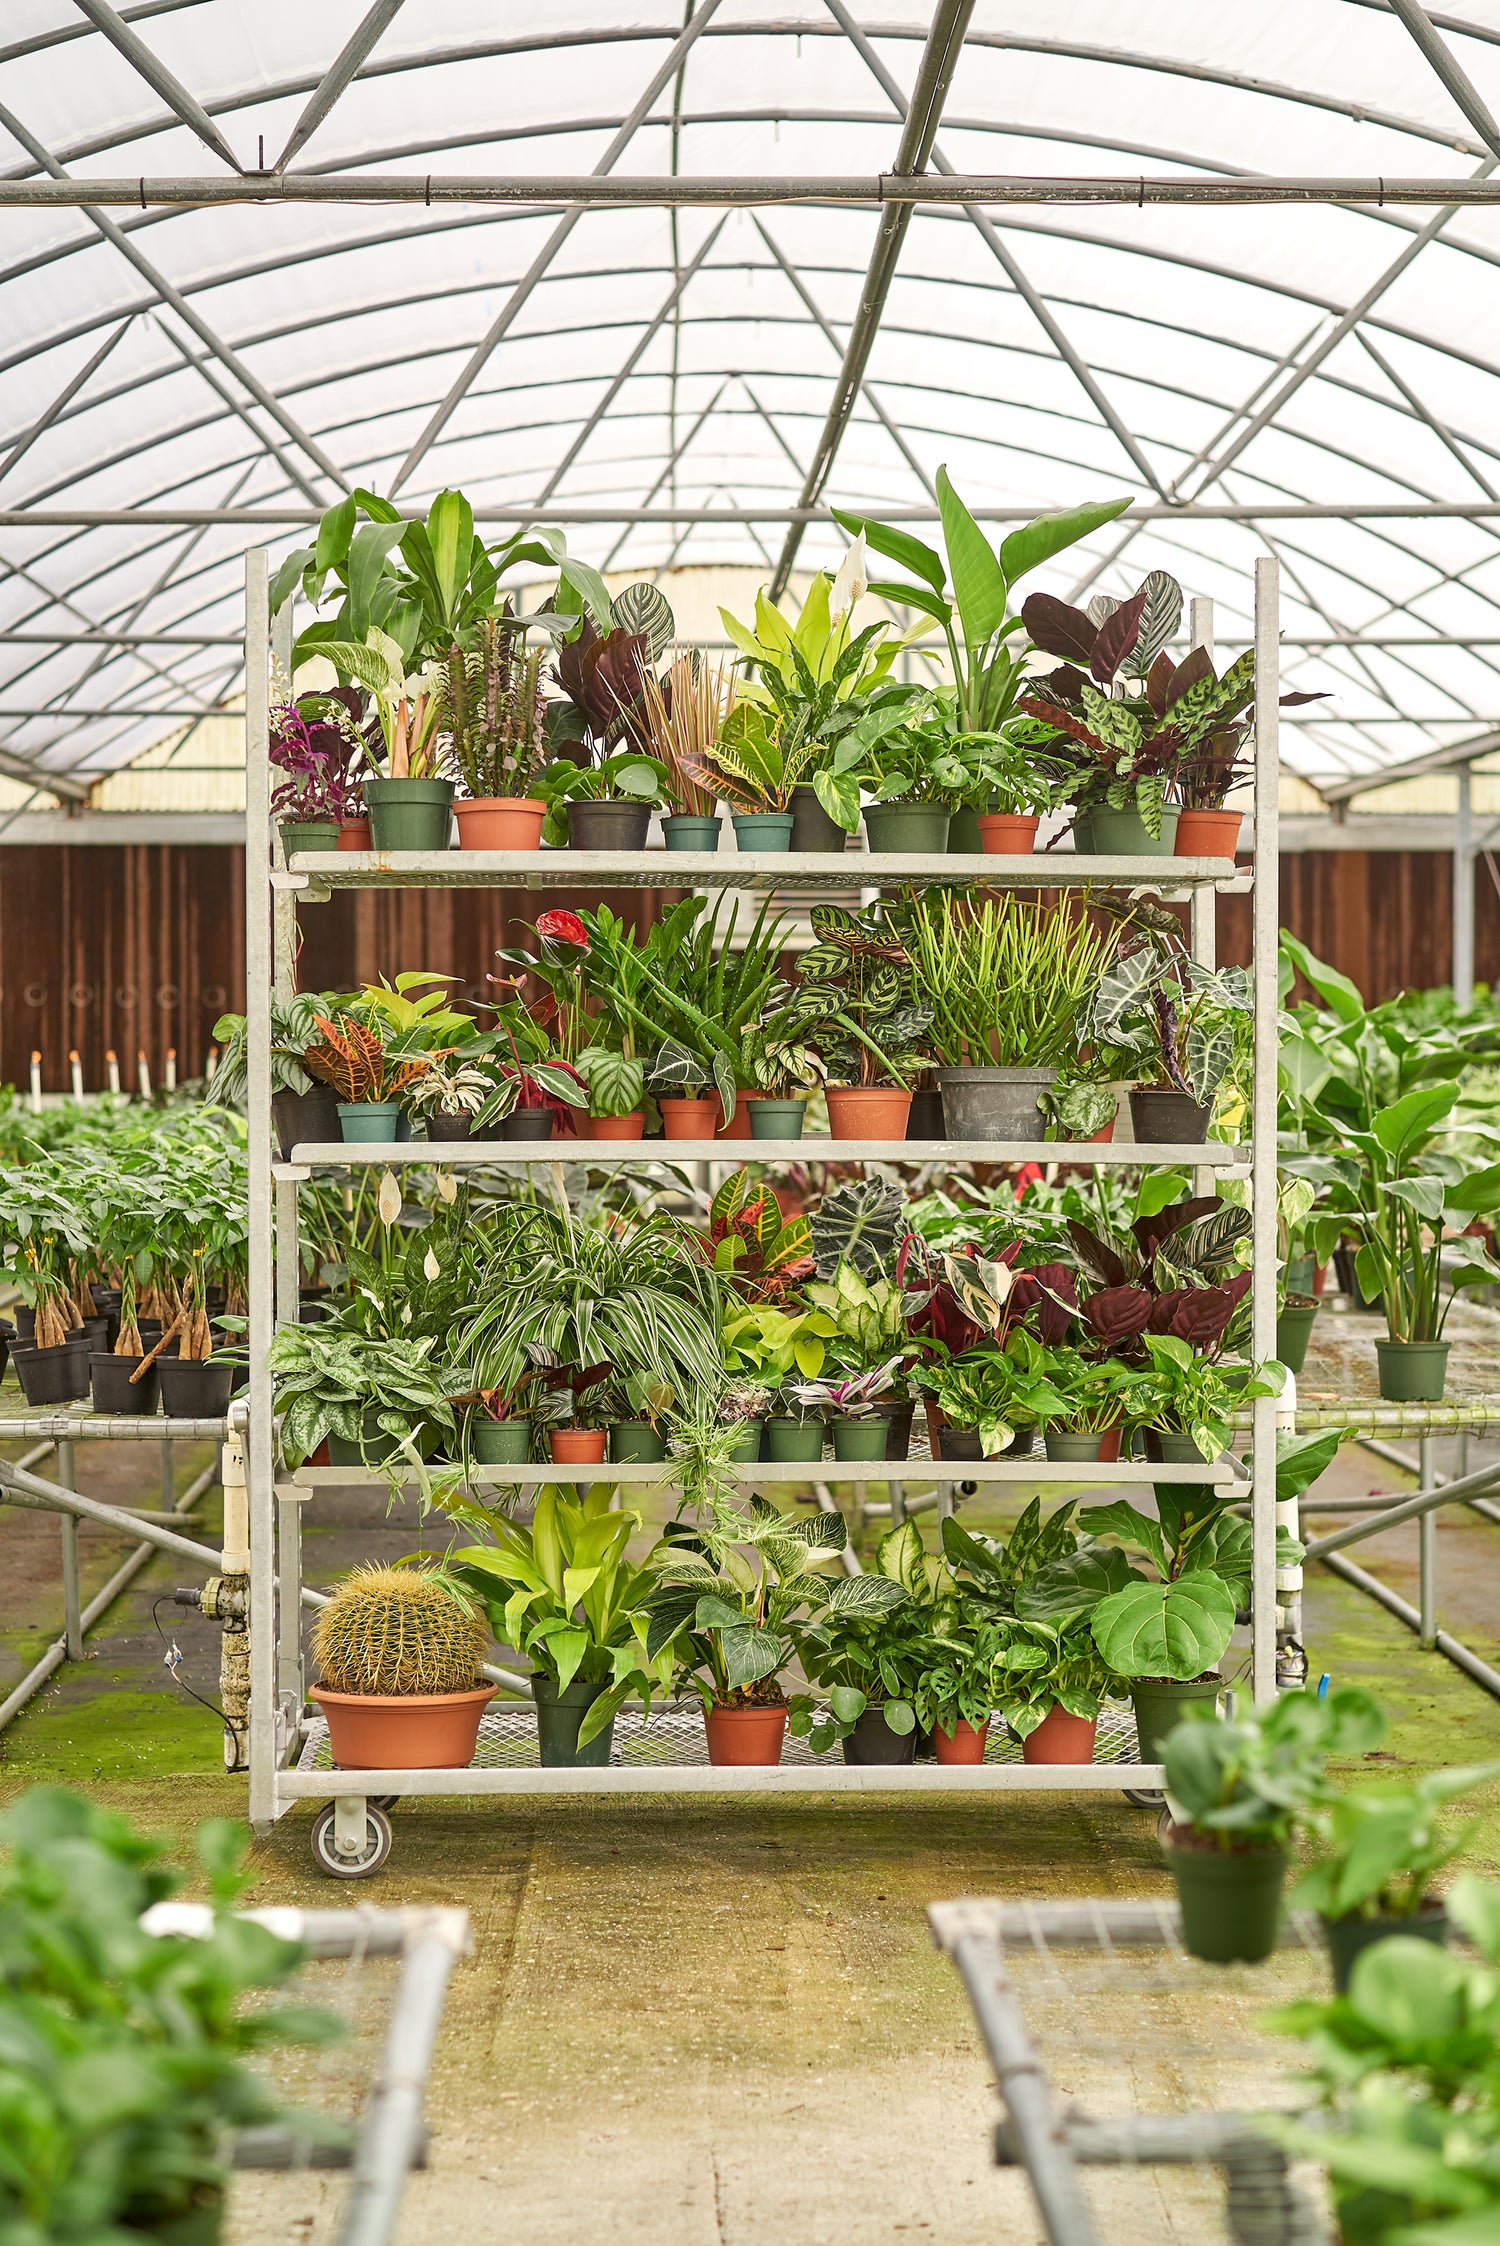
left=279, top=819, right=338, bottom=856
left=662, top=813, right=721, bottom=851
left=749, top=1098, right=805, bottom=1139
left=864, top=803, right=950, bottom=853
left=1043, top=1429, right=1106, bottom=1462
left=1130, top=1676, right=1221, bottom=1765
left=532, top=1675, right=614, bottom=1767
left=832, top=1417, right=891, bottom=1462
left=1165, top=1834, right=1288, bottom=1964
left=726, top=1421, right=763, bottom=1463
left=1091, top=806, right=1179, bottom=857
left=1276, top=1301, right=1319, bottom=1376
left=337, top=1101, right=402, bottom=1143
left=1323, top=1905, right=1448, bottom=1994
left=472, top=1417, right=530, bottom=1465
left=732, top=812, right=794, bottom=852
left=1376, top=1338, right=1451, bottom=1402
left=363, top=776, right=453, bottom=853
left=763, top=1418, right=824, bottom=1462
left=609, top=1420, right=667, bottom=1464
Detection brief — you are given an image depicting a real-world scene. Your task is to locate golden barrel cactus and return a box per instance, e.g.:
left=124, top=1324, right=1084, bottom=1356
left=313, top=1564, right=486, bottom=1697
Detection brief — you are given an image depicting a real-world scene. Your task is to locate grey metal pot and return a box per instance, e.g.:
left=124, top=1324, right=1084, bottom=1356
left=936, top=1066, right=1056, bottom=1142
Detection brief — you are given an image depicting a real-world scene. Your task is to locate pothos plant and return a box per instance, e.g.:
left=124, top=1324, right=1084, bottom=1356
left=782, top=901, right=934, bottom=1090
left=787, top=1521, right=940, bottom=1750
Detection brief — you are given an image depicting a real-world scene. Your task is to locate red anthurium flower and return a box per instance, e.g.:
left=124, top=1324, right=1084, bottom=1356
left=535, top=909, right=589, bottom=951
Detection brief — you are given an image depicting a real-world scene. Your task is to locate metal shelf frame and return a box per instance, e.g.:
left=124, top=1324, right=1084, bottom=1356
left=241, top=550, right=1283, bottom=1853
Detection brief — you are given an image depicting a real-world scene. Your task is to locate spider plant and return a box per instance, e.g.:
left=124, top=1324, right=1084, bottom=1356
left=904, top=892, right=1117, bottom=1070
left=635, top=648, right=735, bottom=816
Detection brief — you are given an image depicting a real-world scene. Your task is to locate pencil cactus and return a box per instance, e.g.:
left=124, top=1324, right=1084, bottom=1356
left=312, top=1564, right=486, bottom=1697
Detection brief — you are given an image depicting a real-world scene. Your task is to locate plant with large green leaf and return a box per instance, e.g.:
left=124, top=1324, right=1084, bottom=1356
left=208, top=991, right=346, bottom=1105
left=787, top=1520, right=944, bottom=1750
left=1295, top=1761, right=1500, bottom=1927
left=1339, top=1079, right=1500, bottom=1342
left=904, top=888, right=1117, bottom=1070
left=836, top=471, right=1130, bottom=738
left=268, top=1322, right=459, bottom=1489
left=645, top=1489, right=860, bottom=1712
left=780, top=900, right=934, bottom=1090
left=808, top=687, right=972, bottom=830
left=450, top=1485, right=671, bottom=1745
left=1163, top=1683, right=1385, bottom=1849
left=936, top=1507, right=1135, bottom=1737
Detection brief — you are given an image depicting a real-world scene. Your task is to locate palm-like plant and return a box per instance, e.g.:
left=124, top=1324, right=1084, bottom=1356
left=635, top=648, right=735, bottom=815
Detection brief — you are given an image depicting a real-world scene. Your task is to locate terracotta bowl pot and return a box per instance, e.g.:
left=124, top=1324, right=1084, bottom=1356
left=311, top=1685, right=494, bottom=1770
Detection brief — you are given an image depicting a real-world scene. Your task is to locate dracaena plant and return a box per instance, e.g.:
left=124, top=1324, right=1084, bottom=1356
left=635, top=646, right=736, bottom=816
left=437, top=609, right=547, bottom=801
left=781, top=901, right=934, bottom=1090
left=645, top=1490, right=856, bottom=1710
left=836, top=473, right=1131, bottom=738
left=300, top=627, right=445, bottom=779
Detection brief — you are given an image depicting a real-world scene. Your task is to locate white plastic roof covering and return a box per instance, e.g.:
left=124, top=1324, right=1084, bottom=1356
left=3, top=1, right=1500, bottom=803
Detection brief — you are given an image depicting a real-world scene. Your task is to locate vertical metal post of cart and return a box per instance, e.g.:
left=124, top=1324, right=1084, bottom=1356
left=57, top=1438, right=81, bottom=1660
left=1419, top=1436, right=1438, bottom=1649
left=270, top=597, right=307, bottom=1748
left=244, top=549, right=277, bottom=1832
left=1251, top=556, right=1281, bottom=1702
left=1188, top=596, right=1217, bottom=1205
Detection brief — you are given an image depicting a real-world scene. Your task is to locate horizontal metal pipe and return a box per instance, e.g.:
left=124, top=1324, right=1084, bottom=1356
left=0, top=631, right=242, bottom=645
left=7, top=172, right=1500, bottom=209
left=1303, top=1451, right=1500, bottom=1559
left=11, top=502, right=1500, bottom=527
left=1319, top=1547, right=1500, bottom=1701
left=1357, top=1432, right=1500, bottom=1529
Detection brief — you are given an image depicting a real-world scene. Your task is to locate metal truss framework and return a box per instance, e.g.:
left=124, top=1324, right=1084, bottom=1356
left=2, top=6, right=1500, bottom=798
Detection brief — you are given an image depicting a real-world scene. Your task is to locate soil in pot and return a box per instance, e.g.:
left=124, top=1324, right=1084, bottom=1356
left=933, top=1717, right=990, bottom=1765
left=1323, top=1903, right=1449, bottom=1993
left=825, top=1084, right=912, bottom=1141
left=864, top=803, right=950, bottom=853
left=364, top=776, right=454, bottom=853
left=568, top=798, right=651, bottom=851
left=471, top=1417, right=530, bottom=1465
left=272, top=1085, right=340, bottom=1158
left=500, top=1111, right=554, bottom=1141
left=313, top=1684, right=494, bottom=1770
left=732, top=811, right=794, bottom=852
left=1043, top=1429, right=1106, bottom=1462
left=590, top=1111, right=646, bottom=1139
left=749, top=1097, right=805, bottom=1140
left=905, top=1088, right=946, bottom=1140
left=841, top=1704, right=918, bottom=1765
left=454, top=796, right=545, bottom=850
left=90, top=1353, right=159, bottom=1414
left=662, top=813, right=722, bottom=851
left=609, top=1420, right=667, bottom=1464
left=157, top=1357, right=243, bottom=1417
left=832, top=1416, right=890, bottom=1461
left=12, top=1340, right=89, bottom=1405
left=548, top=1428, right=608, bottom=1465
left=1175, top=807, right=1243, bottom=859
left=1130, top=1675, right=1221, bottom=1764
left=1376, top=1338, right=1451, bottom=1402
left=937, top=1067, right=1055, bottom=1144
left=705, top=1699, right=788, bottom=1767
left=1164, top=1826, right=1288, bottom=1964
left=532, top=1675, right=614, bottom=1767
left=790, top=784, right=846, bottom=853
left=1129, top=1088, right=1212, bottom=1143
left=338, top=1100, right=402, bottom=1143
left=1021, top=1706, right=1098, bottom=1765
left=337, top=817, right=371, bottom=851
left=763, top=1418, right=824, bottom=1463
left=660, top=1097, right=718, bottom=1140
left=1092, top=806, right=1179, bottom=856
left=1276, top=1300, right=1319, bottom=1376
left=977, top=812, right=1040, bottom=854
left=279, top=818, right=338, bottom=856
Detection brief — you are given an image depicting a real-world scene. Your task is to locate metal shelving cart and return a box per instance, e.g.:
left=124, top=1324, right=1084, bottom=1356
left=241, top=549, right=1285, bottom=1872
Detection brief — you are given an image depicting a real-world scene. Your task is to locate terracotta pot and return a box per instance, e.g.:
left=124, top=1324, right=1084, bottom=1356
left=1175, top=807, right=1243, bottom=859
left=705, top=1704, right=788, bottom=1766
left=825, top=1084, right=912, bottom=1141
left=336, top=817, right=371, bottom=851
left=1021, top=1706, right=1098, bottom=1765
left=977, top=812, right=1040, bottom=854
left=717, top=1092, right=753, bottom=1139
left=1095, top=1424, right=1124, bottom=1463
left=661, top=1096, right=719, bottom=1140
left=549, top=1429, right=608, bottom=1465
left=590, top=1111, right=645, bottom=1139
left=933, top=1717, right=990, bottom=1765
left=1084, top=1116, right=1116, bottom=1143
left=311, top=1684, right=494, bottom=1770
left=454, top=796, right=545, bottom=851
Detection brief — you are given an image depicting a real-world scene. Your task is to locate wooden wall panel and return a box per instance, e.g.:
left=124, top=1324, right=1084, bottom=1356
left=1217, top=851, right=1499, bottom=1003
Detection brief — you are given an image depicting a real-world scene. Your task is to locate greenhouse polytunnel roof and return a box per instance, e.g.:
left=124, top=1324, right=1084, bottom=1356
left=4, top=0, right=1500, bottom=806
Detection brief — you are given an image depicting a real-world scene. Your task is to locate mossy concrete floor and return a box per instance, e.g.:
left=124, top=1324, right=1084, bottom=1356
left=3, top=1429, right=1500, bottom=2242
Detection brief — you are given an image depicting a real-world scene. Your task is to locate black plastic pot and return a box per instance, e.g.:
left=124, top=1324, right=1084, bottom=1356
left=90, top=1352, right=159, bottom=1415
left=156, top=1357, right=243, bottom=1417
left=78, top=1316, right=109, bottom=1354
left=425, top=1112, right=473, bottom=1142
left=789, top=784, right=846, bottom=853
left=567, top=799, right=651, bottom=851
left=885, top=1401, right=914, bottom=1463
left=841, top=1705, right=918, bottom=1765
left=937, top=1426, right=984, bottom=1461
left=500, top=1112, right=554, bottom=1141
left=1129, top=1088, right=1212, bottom=1143
left=905, top=1088, right=947, bottom=1140
left=1323, top=1904, right=1448, bottom=1993
left=12, top=1340, right=90, bottom=1404
left=272, top=1086, right=341, bottom=1159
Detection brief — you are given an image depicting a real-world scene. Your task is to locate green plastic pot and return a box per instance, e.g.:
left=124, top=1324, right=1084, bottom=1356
left=1145, top=1429, right=1213, bottom=1465
left=1071, top=812, right=1094, bottom=853
left=1043, top=1429, right=1106, bottom=1462
left=327, top=1410, right=439, bottom=1468
left=1276, top=1301, right=1319, bottom=1376
left=732, top=811, right=794, bottom=852
left=662, top=813, right=722, bottom=851
left=1130, top=1676, right=1222, bottom=1765
left=1323, top=1905, right=1448, bottom=1994
left=1376, top=1338, right=1451, bottom=1401
left=763, top=1418, right=824, bottom=1462
left=749, top=1098, right=805, bottom=1139
left=864, top=803, right=950, bottom=853
left=363, top=776, right=453, bottom=853
left=1091, top=806, right=1179, bottom=856
left=946, top=804, right=983, bottom=854
left=532, top=1675, right=615, bottom=1767
left=1166, top=1834, right=1289, bottom=1963
left=832, top=1417, right=891, bottom=1461
left=472, top=1417, right=530, bottom=1465
left=726, top=1421, right=763, bottom=1463
left=609, top=1420, right=667, bottom=1464
left=337, top=1100, right=402, bottom=1143
left=790, top=784, right=847, bottom=853
left=278, top=818, right=338, bottom=856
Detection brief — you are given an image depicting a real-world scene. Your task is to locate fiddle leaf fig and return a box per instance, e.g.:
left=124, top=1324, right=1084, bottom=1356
left=1089, top=1570, right=1237, bottom=1680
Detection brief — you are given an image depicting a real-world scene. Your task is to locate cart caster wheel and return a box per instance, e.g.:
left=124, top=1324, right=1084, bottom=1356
left=312, top=1802, right=391, bottom=1879
left=368, top=1795, right=399, bottom=1812
left=1123, top=1788, right=1167, bottom=1809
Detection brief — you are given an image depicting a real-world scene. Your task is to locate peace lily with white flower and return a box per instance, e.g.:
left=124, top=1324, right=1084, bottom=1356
left=305, top=626, right=445, bottom=779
